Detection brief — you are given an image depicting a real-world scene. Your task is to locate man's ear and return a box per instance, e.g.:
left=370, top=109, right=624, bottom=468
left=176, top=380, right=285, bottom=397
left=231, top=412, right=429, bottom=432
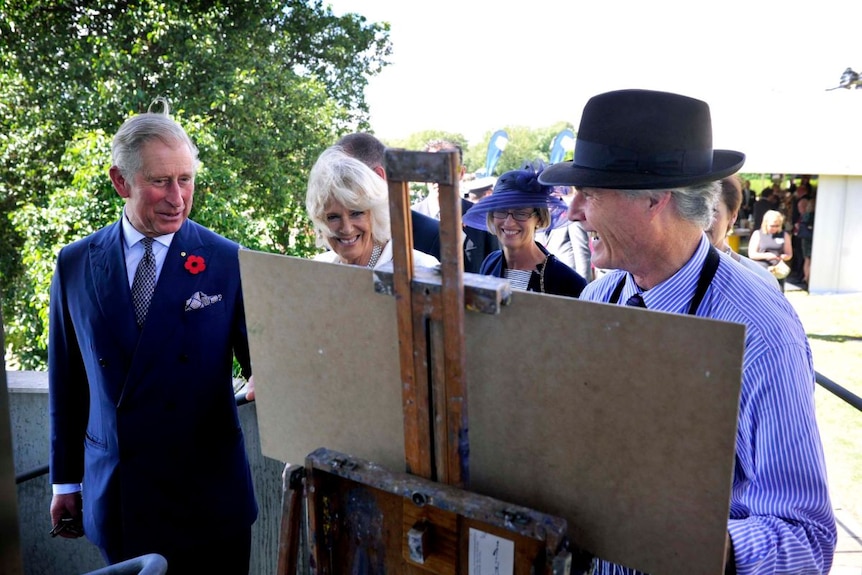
left=648, top=190, right=672, bottom=210
left=646, top=190, right=673, bottom=221
left=109, top=166, right=130, bottom=198
left=372, top=165, right=386, bottom=181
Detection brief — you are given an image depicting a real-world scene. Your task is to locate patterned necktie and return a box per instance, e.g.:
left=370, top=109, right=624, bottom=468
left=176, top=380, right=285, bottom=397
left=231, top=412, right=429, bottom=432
left=131, top=237, right=156, bottom=327
left=625, top=293, right=646, bottom=308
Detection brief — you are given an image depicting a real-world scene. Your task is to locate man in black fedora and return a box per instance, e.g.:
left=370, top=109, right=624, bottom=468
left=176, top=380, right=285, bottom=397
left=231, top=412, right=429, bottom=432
left=540, top=89, right=835, bottom=575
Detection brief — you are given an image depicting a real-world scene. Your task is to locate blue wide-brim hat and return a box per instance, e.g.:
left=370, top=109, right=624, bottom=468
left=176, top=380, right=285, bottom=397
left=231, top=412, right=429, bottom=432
left=462, top=168, right=569, bottom=231
left=539, top=89, right=745, bottom=190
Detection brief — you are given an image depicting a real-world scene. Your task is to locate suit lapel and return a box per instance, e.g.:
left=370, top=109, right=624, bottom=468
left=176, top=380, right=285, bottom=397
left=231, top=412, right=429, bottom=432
left=89, top=221, right=141, bottom=353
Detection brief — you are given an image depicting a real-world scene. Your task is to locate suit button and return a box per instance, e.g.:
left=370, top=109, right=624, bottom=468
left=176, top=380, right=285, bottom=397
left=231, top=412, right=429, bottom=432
left=98, top=358, right=107, bottom=367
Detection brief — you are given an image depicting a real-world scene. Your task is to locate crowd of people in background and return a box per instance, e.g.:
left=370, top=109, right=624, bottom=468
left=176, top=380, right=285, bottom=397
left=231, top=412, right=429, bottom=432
left=311, top=131, right=819, bottom=295
left=745, top=175, right=817, bottom=290
left=368, top=140, right=820, bottom=295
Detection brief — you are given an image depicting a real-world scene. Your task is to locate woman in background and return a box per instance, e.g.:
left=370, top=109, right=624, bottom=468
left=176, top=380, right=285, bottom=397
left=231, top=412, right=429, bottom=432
left=749, top=209, right=793, bottom=292
left=305, top=146, right=439, bottom=269
left=462, top=166, right=586, bottom=297
left=707, top=175, right=779, bottom=289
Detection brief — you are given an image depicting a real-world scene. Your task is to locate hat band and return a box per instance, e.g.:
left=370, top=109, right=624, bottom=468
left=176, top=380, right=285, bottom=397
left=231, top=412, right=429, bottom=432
left=574, top=139, right=713, bottom=177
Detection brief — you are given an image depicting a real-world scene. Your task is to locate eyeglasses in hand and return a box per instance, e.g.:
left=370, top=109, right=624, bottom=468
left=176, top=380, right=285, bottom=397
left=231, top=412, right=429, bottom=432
left=50, top=515, right=84, bottom=537
left=491, top=209, right=536, bottom=222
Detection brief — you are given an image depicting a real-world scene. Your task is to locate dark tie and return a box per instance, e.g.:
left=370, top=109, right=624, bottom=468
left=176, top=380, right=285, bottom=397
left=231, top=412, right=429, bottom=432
left=625, top=293, right=646, bottom=308
left=131, top=237, right=156, bottom=327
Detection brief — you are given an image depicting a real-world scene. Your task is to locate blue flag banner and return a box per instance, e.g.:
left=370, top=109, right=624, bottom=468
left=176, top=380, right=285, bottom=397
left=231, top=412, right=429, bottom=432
left=484, top=130, right=509, bottom=177
left=549, top=129, right=575, bottom=164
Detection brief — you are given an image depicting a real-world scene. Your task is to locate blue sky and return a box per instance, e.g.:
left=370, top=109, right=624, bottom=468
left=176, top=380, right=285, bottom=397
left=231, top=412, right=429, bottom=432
left=328, top=0, right=859, bottom=153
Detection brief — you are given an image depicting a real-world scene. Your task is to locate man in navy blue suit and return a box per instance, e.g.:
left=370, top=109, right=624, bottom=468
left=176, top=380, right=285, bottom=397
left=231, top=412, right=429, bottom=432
left=48, top=99, right=257, bottom=574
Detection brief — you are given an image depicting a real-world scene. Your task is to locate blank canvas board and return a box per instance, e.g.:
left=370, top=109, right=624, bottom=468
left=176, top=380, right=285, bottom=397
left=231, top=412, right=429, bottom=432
left=239, top=250, right=745, bottom=574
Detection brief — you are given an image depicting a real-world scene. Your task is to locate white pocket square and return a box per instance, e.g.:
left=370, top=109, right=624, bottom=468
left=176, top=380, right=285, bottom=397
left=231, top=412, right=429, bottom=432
left=185, top=291, right=223, bottom=311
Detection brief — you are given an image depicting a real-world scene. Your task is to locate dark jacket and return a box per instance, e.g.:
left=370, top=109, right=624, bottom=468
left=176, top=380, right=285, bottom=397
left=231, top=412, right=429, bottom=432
left=411, top=209, right=442, bottom=259
left=479, top=242, right=587, bottom=298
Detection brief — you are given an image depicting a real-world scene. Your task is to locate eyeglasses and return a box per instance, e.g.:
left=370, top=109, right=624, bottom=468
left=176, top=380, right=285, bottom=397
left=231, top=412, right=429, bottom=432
left=491, top=209, right=536, bottom=222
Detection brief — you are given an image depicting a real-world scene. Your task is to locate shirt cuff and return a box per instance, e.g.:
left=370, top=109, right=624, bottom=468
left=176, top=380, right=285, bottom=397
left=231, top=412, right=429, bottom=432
left=52, top=483, right=82, bottom=495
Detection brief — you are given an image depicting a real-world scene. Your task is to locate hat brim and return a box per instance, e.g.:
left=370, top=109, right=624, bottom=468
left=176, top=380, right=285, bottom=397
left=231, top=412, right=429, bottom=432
left=538, top=150, right=745, bottom=190
left=462, top=191, right=570, bottom=232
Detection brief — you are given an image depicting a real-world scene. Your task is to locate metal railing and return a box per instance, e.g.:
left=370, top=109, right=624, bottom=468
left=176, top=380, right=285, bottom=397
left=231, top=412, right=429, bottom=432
left=15, top=391, right=251, bottom=485
left=15, top=377, right=860, bottom=486
left=816, top=371, right=862, bottom=411
left=82, top=553, right=167, bottom=575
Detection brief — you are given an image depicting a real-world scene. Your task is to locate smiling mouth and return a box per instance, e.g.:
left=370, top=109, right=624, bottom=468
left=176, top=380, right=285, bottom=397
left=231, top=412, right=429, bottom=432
left=335, top=235, right=360, bottom=246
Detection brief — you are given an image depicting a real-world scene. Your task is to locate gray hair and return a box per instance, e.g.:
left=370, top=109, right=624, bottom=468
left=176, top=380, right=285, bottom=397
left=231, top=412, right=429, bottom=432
left=305, top=146, right=391, bottom=249
left=616, top=181, right=719, bottom=230
left=111, top=97, right=200, bottom=181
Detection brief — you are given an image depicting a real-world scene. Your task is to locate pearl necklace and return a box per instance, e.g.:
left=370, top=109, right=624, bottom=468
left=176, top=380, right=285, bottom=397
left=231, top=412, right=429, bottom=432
left=366, top=242, right=383, bottom=269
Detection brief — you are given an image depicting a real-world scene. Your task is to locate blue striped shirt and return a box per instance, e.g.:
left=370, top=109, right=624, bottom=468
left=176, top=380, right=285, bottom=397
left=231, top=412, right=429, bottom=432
left=586, top=235, right=836, bottom=575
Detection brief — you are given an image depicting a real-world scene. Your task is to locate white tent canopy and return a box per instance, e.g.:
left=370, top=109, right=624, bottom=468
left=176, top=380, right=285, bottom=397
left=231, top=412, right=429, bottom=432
left=709, top=89, right=860, bottom=294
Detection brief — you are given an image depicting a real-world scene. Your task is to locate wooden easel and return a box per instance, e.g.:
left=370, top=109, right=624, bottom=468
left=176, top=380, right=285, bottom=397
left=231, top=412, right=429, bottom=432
left=275, top=150, right=585, bottom=575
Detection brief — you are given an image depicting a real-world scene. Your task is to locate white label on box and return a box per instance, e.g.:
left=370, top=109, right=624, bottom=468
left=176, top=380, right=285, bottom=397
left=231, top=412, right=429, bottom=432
left=469, top=527, right=514, bottom=575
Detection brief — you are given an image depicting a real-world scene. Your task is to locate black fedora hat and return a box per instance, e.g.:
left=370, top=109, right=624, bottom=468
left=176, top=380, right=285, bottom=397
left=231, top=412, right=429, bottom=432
left=539, top=89, right=745, bottom=190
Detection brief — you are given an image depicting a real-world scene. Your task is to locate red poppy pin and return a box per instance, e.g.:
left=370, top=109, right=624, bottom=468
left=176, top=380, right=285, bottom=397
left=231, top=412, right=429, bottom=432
left=184, top=254, right=206, bottom=275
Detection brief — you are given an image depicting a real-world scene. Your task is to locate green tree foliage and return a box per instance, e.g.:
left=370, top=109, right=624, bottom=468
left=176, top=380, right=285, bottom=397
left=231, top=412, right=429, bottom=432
left=385, top=131, right=470, bottom=161
left=0, top=0, right=391, bottom=368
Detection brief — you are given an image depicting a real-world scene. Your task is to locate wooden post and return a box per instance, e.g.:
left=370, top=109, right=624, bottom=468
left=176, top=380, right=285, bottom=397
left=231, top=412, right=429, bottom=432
left=384, top=149, right=468, bottom=487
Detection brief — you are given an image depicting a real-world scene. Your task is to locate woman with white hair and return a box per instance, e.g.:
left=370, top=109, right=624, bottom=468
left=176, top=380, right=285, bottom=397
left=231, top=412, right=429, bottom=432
left=305, top=146, right=439, bottom=268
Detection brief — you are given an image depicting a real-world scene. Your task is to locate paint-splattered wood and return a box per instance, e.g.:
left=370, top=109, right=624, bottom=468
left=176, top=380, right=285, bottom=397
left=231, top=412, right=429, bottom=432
left=276, top=464, right=304, bottom=575
left=303, top=448, right=588, bottom=575
left=372, top=264, right=511, bottom=318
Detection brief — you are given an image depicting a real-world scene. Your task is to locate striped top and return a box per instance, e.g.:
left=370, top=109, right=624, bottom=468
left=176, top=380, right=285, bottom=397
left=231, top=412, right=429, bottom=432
left=504, top=268, right=532, bottom=291
left=585, top=235, right=836, bottom=575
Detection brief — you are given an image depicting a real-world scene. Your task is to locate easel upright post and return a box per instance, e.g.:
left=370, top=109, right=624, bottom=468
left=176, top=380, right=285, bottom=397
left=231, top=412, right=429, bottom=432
left=385, top=152, right=432, bottom=479
left=384, top=149, right=468, bottom=488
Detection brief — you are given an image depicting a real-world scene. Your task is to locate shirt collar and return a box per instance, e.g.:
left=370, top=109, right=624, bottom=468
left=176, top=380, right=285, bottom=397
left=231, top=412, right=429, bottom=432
left=632, top=234, right=711, bottom=313
left=122, top=209, right=174, bottom=250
